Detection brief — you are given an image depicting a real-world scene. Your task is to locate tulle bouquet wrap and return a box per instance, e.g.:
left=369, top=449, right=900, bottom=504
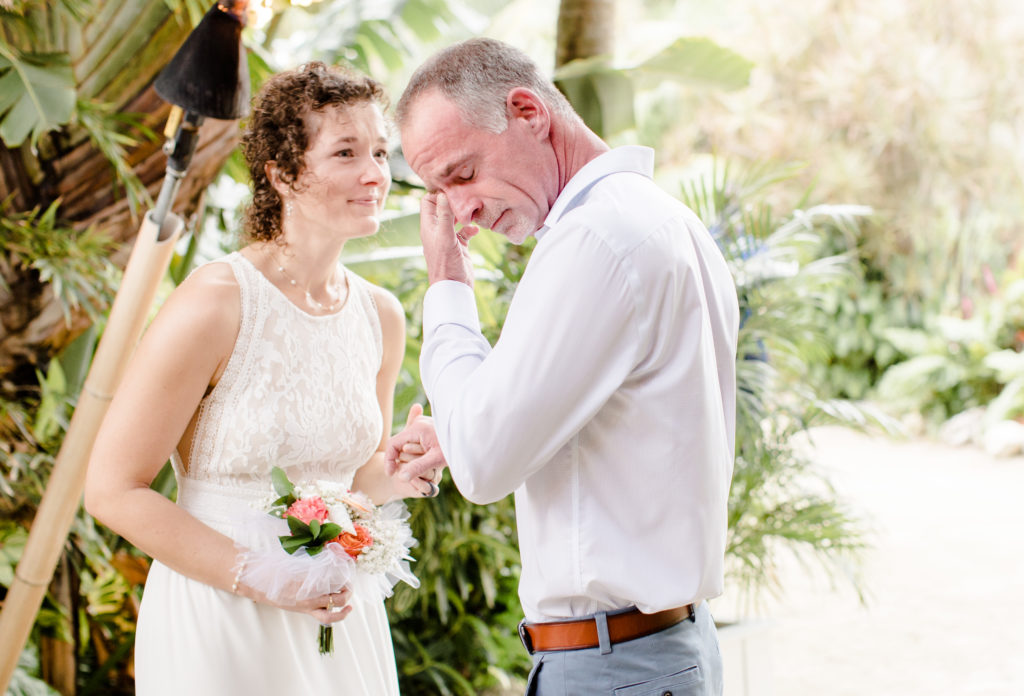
left=238, top=467, right=418, bottom=655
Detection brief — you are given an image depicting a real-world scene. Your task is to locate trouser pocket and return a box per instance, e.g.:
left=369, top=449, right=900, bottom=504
left=612, top=665, right=703, bottom=696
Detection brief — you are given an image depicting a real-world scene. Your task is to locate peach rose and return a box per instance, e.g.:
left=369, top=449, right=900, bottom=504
left=332, top=524, right=373, bottom=558
left=285, top=497, right=330, bottom=525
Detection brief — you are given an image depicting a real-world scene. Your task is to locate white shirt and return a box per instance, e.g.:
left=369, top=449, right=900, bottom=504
left=421, top=146, right=739, bottom=622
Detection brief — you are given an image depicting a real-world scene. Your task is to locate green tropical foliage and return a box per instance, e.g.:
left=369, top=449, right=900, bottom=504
left=1, top=324, right=145, bottom=695
left=670, top=0, right=1024, bottom=421
left=554, top=35, right=753, bottom=139
left=0, top=200, right=118, bottom=325
left=0, top=47, right=76, bottom=149
left=874, top=277, right=1024, bottom=424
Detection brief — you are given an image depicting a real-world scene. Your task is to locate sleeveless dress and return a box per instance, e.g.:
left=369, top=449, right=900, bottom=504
left=133, top=252, right=401, bottom=695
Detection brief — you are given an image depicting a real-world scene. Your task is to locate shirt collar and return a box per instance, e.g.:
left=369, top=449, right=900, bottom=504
left=535, top=146, right=655, bottom=241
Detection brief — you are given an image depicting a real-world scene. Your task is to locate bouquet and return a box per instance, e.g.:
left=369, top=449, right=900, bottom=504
left=240, top=467, right=418, bottom=655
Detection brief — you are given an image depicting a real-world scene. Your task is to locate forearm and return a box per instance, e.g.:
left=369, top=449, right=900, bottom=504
left=351, top=453, right=399, bottom=505
left=86, top=484, right=241, bottom=594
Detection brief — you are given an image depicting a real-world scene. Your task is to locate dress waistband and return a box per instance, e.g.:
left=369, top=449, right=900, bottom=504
left=176, top=477, right=274, bottom=541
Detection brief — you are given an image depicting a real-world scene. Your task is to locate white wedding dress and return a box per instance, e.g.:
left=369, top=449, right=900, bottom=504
left=133, top=252, right=401, bottom=695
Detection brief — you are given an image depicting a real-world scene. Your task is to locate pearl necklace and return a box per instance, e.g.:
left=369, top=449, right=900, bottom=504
left=269, top=249, right=345, bottom=313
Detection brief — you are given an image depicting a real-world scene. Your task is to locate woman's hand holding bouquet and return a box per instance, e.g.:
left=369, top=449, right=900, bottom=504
left=234, top=467, right=418, bottom=654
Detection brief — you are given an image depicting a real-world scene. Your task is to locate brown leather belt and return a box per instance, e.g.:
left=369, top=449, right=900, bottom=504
left=518, top=605, right=695, bottom=654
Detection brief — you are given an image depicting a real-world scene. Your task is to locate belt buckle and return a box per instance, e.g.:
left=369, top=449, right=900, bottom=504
left=517, top=619, right=535, bottom=654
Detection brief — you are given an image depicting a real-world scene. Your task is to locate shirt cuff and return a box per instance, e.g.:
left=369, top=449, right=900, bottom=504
left=423, top=280, right=481, bottom=337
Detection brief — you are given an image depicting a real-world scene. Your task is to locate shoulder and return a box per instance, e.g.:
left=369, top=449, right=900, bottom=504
left=349, top=273, right=404, bottom=342
left=365, top=281, right=404, bottom=336
left=174, top=260, right=240, bottom=315
left=555, top=175, right=692, bottom=255
left=151, top=260, right=241, bottom=350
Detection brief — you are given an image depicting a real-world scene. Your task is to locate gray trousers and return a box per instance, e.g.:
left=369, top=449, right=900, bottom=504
left=524, top=603, right=722, bottom=696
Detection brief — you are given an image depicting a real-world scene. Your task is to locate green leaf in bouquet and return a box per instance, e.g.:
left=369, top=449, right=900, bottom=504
left=280, top=535, right=312, bottom=553
left=308, top=519, right=320, bottom=537
left=319, top=523, right=341, bottom=541
left=271, top=466, right=296, bottom=499
left=286, top=515, right=310, bottom=535
left=271, top=494, right=295, bottom=509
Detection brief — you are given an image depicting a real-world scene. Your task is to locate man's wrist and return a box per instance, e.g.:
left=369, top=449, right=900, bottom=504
left=429, top=274, right=473, bottom=288
left=428, top=266, right=473, bottom=287
left=423, top=280, right=481, bottom=335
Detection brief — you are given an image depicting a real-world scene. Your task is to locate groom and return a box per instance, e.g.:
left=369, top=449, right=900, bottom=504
left=387, top=38, right=738, bottom=695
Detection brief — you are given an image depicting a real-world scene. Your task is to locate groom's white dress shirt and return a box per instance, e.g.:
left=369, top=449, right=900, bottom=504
left=421, top=146, right=739, bottom=623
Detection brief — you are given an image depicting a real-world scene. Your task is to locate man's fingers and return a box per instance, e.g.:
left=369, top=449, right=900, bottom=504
left=434, top=192, right=456, bottom=236
left=419, top=191, right=457, bottom=244
left=398, top=449, right=447, bottom=482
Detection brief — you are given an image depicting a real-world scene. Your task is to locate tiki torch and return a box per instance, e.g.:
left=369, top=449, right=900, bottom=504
left=0, top=2, right=250, bottom=689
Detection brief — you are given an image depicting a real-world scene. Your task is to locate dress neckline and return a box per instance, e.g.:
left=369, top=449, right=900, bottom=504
left=235, top=251, right=353, bottom=321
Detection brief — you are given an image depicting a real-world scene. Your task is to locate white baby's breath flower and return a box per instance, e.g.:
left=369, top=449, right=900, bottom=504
left=293, top=483, right=319, bottom=500
left=315, top=479, right=348, bottom=501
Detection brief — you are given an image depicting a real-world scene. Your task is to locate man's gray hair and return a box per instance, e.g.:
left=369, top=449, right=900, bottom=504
left=396, top=38, right=576, bottom=133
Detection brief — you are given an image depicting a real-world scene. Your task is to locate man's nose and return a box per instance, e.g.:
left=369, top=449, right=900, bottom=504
left=446, top=189, right=481, bottom=225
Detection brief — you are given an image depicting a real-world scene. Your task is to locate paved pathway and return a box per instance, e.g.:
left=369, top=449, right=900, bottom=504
left=715, top=426, right=1024, bottom=695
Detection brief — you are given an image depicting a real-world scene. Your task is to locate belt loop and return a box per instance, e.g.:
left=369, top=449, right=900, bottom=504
left=595, top=611, right=612, bottom=655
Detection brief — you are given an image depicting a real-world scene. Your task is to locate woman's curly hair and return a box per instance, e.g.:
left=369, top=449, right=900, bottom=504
left=240, top=62, right=388, bottom=242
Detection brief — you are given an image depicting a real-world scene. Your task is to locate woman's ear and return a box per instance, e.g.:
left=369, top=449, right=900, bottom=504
left=265, top=161, right=288, bottom=198
left=506, top=87, right=550, bottom=139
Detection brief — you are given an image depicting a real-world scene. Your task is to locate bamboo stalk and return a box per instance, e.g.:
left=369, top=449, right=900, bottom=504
left=0, top=210, right=184, bottom=692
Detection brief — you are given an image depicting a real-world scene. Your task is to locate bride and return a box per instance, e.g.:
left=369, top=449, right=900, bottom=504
left=85, top=62, right=441, bottom=695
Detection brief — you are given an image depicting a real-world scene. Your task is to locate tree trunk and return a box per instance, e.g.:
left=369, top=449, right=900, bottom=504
left=555, top=0, right=617, bottom=68
left=0, top=2, right=241, bottom=386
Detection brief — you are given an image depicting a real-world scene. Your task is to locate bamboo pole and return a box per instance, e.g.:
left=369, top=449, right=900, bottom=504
left=0, top=209, right=184, bottom=690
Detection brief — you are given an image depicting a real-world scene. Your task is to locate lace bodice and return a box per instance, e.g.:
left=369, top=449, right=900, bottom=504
left=172, top=252, right=383, bottom=493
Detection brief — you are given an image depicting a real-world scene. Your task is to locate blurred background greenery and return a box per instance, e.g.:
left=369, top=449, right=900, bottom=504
left=1, top=0, right=1022, bottom=694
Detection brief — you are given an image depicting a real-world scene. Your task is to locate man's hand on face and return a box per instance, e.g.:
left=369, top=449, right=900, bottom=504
left=420, top=192, right=477, bottom=287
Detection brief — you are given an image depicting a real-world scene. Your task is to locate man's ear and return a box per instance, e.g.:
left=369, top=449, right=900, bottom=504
left=506, top=87, right=550, bottom=138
